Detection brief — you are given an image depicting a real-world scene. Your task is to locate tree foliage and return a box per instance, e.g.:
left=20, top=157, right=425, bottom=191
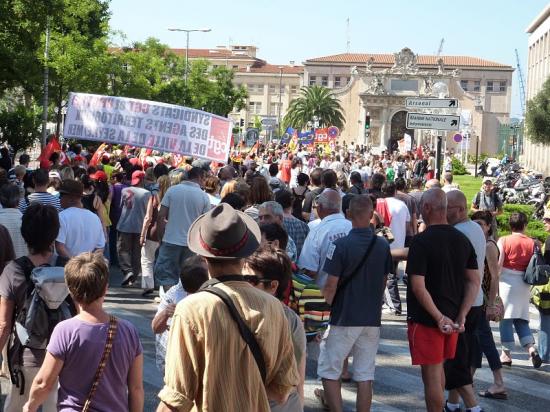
left=283, top=85, right=345, bottom=130
left=0, top=104, right=42, bottom=154
left=526, top=76, right=550, bottom=145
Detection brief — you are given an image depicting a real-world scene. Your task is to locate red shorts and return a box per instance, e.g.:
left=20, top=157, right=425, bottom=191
left=407, top=321, right=458, bottom=365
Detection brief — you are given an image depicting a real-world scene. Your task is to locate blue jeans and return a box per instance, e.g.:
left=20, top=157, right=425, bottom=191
left=154, top=242, right=193, bottom=287
left=474, top=311, right=502, bottom=370
left=538, top=310, right=550, bottom=362
left=499, top=318, right=535, bottom=351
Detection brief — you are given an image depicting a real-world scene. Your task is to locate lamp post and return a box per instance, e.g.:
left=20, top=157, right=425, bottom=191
left=277, top=66, right=283, bottom=136
left=167, top=28, right=212, bottom=85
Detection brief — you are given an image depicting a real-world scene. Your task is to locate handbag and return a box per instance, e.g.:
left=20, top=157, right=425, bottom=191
left=82, top=316, right=118, bottom=412
left=484, top=294, right=505, bottom=322
left=523, top=243, right=550, bottom=286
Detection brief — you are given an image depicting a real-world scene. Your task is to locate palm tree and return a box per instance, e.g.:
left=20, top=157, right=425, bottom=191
left=283, top=85, right=345, bottom=130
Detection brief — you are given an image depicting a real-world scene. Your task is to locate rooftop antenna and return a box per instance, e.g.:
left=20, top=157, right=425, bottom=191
left=436, top=38, right=444, bottom=56
left=346, top=18, right=350, bottom=53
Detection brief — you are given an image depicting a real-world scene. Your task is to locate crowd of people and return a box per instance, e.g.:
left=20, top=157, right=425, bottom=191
left=0, top=139, right=549, bottom=412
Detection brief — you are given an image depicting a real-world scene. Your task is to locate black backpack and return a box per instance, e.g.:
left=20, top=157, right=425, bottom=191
left=291, top=188, right=308, bottom=221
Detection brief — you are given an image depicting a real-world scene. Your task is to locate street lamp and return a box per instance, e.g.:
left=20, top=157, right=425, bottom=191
left=277, top=66, right=283, bottom=136
left=167, top=27, right=212, bottom=85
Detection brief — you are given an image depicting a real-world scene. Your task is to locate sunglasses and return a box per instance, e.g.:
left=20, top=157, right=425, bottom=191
left=243, top=275, right=273, bottom=286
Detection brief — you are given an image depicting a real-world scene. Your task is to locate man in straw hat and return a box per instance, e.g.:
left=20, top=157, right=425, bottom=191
left=157, top=203, right=299, bottom=412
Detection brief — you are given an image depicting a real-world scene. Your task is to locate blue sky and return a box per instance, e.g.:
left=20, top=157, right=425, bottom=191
left=109, top=0, right=550, bottom=118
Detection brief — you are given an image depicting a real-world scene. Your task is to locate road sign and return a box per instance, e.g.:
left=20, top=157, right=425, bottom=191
left=405, top=97, right=458, bottom=109
left=261, top=117, right=277, bottom=126
left=406, top=113, right=460, bottom=131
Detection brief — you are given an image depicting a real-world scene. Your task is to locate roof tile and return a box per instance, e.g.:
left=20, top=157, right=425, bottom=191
left=306, top=53, right=512, bottom=68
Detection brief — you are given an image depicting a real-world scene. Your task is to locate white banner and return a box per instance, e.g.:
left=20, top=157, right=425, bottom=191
left=63, top=93, right=233, bottom=163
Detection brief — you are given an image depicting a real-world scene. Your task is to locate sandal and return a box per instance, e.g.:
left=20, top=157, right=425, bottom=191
left=531, top=350, right=542, bottom=369
left=314, top=388, right=330, bottom=411
left=478, top=390, right=508, bottom=400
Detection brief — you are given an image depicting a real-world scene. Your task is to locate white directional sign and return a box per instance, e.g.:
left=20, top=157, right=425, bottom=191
left=406, top=112, right=461, bottom=131
left=261, top=117, right=277, bottom=126
left=405, top=97, right=458, bottom=109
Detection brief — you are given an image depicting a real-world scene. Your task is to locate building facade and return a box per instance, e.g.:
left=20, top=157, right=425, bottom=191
left=303, top=48, right=513, bottom=155
left=523, top=4, right=550, bottom=175
left=181, top=45, right=303, bottom=132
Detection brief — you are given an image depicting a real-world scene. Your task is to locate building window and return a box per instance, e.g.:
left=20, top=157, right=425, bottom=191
left=248, top=101, right=262, bottom=114
left=334, top=76, right=341, bottom=88
left=473, top=80, right=481, bottom=92
left=309, top=76, right=317, bottom=86
left=269, top=84, right=276, bottom=93
left=270, top=103, right=281, bottom=116
left=232, top=65, right=239, bottom=70
left=487, top=80, right=506, bottom=92
left=321, top=76, right=328, bottom=87
left=290, top=85, right=298, bottom=94
left=460, top=80, right=469, bottom=91
left=247, top=84, right=263, bottom=94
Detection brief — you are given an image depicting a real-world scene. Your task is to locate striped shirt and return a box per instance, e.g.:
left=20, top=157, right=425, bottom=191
left=0, top=208, right=28, bottom=258
left=158, top=280, right=299, bottom=411
left=18, top=192, right=61, bottom=214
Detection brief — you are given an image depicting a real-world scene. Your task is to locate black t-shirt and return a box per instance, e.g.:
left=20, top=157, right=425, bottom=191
left=302, top=187, right=323, bottom=214
left=405, top=225, right=478, bottom=328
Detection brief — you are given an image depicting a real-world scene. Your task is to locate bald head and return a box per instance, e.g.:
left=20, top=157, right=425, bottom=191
left=420, top=188, right=448, bottom=225
left=446, top=190, right=468, bottom=225
left=425, top=179, right=442, bottom=189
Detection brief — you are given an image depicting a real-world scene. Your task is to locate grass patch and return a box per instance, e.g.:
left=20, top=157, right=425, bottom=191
left=453, top=175, right=483, bottom=204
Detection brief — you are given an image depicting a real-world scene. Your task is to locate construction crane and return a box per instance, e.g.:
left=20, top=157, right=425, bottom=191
left=436, top=38, right=444, bottom=56
left=515, top=49, right=527, bottom=117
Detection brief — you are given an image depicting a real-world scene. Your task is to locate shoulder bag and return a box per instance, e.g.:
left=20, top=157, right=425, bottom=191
left=200, top=281, right=266, bottom=383
left=524, top=242, right=550, bottom=286
left=82, top=315, right=118, bottom=412
left=331, top=236, right=378, bottom=307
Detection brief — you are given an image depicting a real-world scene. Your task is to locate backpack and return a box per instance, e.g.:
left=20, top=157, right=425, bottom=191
left=291, top=188, right=308, bottom=221
left=289, top=272, right=331, bottom=341
left=8, top=257, right=75, bottom=389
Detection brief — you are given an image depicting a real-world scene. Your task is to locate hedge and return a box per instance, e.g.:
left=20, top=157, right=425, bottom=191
left=496, top=204, right=546, bottom=241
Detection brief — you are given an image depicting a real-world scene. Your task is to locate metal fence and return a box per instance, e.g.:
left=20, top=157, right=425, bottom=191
left=497, top=122, right=524, bottom=159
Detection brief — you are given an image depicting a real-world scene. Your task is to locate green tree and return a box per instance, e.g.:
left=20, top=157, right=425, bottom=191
left=283, top=85, right=345, bottom=130
left=526, top=77, right=550, bottom=145
left=0, top=104, right=42, bottom=155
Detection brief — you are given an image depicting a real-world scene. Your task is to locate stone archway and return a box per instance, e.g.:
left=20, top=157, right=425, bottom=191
left=390, top=110, right=414, bottom=152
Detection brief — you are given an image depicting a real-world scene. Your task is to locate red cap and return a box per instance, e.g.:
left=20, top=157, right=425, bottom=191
left=131, top=170, right=145, bottom=185
left=129, top=157, right=141, bottom=166
left=89, top=170, right=108, bottom=182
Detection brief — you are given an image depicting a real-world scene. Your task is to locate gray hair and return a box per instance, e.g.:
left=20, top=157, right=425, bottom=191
left=317, top=189, right=342, bottom=213
left=259, top=201, right=284, bottom=218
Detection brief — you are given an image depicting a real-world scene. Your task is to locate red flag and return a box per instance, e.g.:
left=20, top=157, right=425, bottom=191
left=89, top=143, right=107, bottom=167
left=416, top=145, right=423, bottom=159
left=38, top=135, right=61, bottom=168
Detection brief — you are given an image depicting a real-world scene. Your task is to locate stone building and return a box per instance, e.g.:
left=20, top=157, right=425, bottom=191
left=523, top=4, right=550, bottom=175
left=179, top=45, right=303, bottom=130
left=303, top=48, right=513, bottom=154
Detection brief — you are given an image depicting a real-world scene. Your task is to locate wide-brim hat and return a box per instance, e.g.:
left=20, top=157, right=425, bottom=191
left=188, top=203, right=261, bottom=259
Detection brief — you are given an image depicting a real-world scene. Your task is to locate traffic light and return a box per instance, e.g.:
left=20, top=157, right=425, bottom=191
left=240, top=119, right=244, bottom=127
left=365, top=114, right=371, bottom=130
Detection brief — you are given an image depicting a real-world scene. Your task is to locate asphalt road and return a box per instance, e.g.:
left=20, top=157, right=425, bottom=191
left=1, top=267, right=549, bottom=411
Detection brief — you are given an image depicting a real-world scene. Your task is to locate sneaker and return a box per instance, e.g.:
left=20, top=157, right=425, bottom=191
left=531, top=350, right=542, bottom=369
left=444, top=401, right=462, bottom=412
left=121, top=272, right=136, bottom=287
left=142, top=289, right=154, bottom=297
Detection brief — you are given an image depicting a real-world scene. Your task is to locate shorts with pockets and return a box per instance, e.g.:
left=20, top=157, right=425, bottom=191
left=317, top=325, right=380, bottom=382
left=407, top=321, right=458, bottom=365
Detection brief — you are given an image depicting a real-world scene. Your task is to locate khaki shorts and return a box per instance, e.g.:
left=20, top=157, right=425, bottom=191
left=317, top=325, right=380, bottom=382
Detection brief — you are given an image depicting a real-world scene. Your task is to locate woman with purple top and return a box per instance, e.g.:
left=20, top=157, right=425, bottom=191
left=23, top=252, right=144, bottom=412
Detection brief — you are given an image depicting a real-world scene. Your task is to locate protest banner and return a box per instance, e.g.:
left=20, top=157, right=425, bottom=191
left=63, top=92, right=233, bottom=163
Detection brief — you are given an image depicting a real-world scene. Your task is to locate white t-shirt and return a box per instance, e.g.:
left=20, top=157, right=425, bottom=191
left=56, top=207, right=105, bottom=256
left=298, top=213, right=352, bottom=287
left=161, top=181, right=211, bottom=246
left=454, top=220, right=486, bottom=307
left=385, top=197, right=410, bottom=250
